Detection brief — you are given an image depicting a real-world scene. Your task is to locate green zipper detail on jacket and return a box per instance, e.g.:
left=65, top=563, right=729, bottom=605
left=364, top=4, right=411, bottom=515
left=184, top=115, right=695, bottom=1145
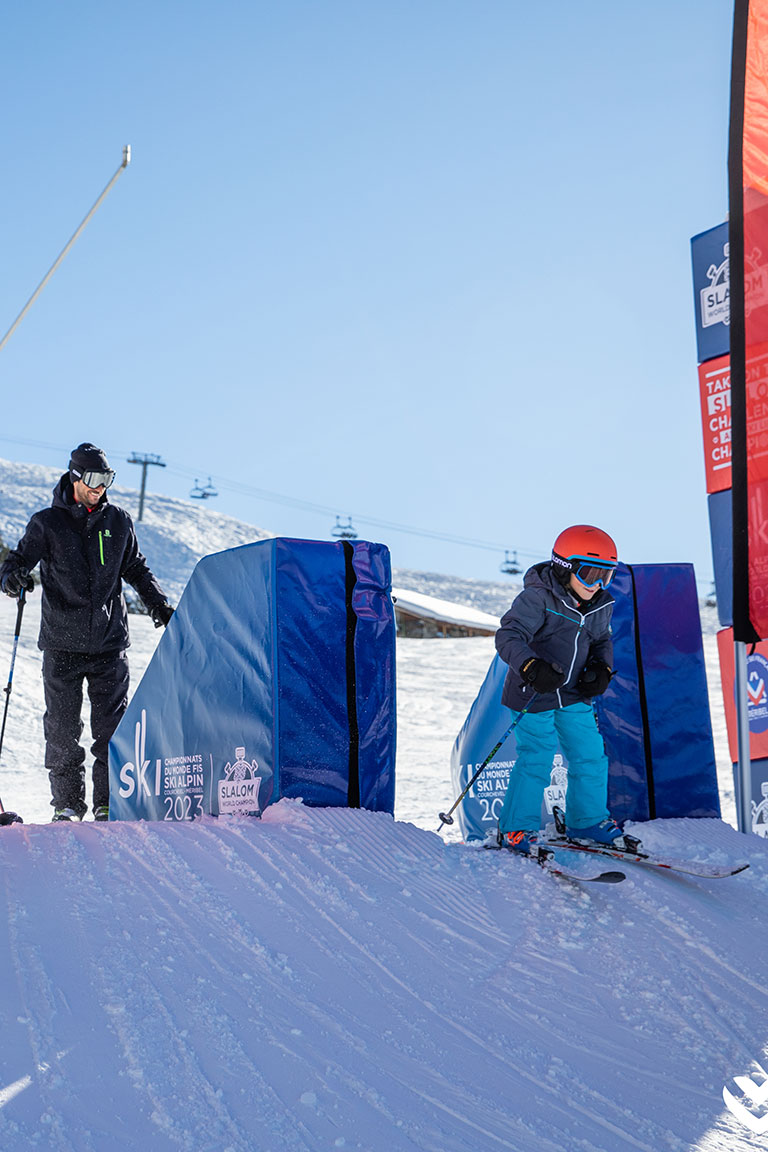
left=99, top=531, right=105, bottom=566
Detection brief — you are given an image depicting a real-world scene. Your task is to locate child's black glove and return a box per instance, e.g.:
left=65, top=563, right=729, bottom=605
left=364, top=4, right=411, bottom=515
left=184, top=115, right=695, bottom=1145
left=577, top=658, right=613, bottom=697
left=520, top=657, right=566, bottom=694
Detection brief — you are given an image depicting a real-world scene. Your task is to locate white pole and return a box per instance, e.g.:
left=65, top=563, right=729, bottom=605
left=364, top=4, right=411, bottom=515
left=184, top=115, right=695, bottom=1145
left=0, top=146, right=131, bottom=353
left=734, top=639, right=753, bottom=834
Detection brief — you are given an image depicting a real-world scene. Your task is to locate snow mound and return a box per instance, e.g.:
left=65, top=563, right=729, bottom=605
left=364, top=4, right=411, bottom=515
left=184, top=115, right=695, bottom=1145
left=0, top=805, right=766, bottom=1150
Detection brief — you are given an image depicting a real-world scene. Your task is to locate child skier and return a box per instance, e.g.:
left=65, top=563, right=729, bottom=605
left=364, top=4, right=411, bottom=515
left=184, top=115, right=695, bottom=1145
left=495, top=524, right=627, bottom=854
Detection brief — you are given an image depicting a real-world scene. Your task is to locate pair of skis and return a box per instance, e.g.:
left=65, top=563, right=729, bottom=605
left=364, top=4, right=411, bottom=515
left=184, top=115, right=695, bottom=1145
left=487, top=808, right=750, bottom=885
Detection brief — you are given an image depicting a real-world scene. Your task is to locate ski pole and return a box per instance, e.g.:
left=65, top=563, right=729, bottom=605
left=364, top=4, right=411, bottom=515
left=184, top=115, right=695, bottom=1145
left=436, top=693, right=537, bottom=833
left=0, top=587, right=26, bottom=825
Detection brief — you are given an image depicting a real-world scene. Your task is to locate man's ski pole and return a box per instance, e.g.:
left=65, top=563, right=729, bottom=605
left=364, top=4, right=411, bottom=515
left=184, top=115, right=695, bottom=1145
left=0, top=588, right=26, bottom=825
left=436, top=693, right=537, bottom=833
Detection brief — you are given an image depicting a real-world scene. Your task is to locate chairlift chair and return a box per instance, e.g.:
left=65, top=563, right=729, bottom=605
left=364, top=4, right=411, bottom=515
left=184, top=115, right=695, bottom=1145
left=190, top=477, right=218, bottom=500
left=500, top=550, right=522, bottom=575
left=331, top=516, right=358, bottom=541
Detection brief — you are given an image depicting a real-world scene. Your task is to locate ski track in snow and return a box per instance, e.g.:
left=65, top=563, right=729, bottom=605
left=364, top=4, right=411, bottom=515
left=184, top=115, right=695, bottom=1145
left=0, top=806, right=767, bottom=1150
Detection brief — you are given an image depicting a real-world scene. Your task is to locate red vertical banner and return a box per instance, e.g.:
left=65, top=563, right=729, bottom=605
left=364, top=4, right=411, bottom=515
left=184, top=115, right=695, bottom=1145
left=730, top=0, right=768, bottom=640
left=697, top=354, right=732, bottom=492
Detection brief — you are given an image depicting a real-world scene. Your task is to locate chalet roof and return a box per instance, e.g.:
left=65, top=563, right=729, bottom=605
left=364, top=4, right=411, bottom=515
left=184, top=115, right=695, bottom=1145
left=391, top=586, right=499, bottom=635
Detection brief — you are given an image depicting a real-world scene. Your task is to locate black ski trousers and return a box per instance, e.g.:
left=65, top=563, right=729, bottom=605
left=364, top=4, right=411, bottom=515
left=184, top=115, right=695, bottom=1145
left=42, top=649, right=130, bottom=815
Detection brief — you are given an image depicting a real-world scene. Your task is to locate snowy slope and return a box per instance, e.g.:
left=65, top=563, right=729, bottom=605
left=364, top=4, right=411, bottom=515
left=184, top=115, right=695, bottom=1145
left=0, top=804, right=765, bottom=1151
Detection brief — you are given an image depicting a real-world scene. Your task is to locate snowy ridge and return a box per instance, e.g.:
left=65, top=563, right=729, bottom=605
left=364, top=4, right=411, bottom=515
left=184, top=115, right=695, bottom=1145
left=0, top=804, right=766, bottom=1150
left=0, top=458, right=514, bottom=617
left=0, top=457, right=273, bottom=604
left=392, top=568, right=521, bottom=619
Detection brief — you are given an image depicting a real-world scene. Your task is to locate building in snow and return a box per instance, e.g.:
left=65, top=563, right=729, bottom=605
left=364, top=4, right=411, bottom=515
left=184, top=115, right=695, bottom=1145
left=392, top=587, right=499, bottom=638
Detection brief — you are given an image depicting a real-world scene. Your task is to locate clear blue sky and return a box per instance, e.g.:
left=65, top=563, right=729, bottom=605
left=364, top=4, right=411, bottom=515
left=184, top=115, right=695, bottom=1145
left=0, top=0, right=733, bottom=585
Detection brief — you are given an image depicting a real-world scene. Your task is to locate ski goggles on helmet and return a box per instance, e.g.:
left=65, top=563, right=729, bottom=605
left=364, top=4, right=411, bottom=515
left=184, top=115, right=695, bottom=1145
left=74, top=469, right=115, bottom=490
left=569, top=558, right=617, bottom=589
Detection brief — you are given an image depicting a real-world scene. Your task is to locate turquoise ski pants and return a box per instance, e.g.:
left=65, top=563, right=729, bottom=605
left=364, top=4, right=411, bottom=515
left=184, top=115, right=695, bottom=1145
left=497, top=702, right=610, bottom=834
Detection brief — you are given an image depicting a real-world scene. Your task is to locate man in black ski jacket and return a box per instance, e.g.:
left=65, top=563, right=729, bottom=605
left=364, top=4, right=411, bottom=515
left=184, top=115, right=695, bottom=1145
left=0, top=443, right=174, bottom=822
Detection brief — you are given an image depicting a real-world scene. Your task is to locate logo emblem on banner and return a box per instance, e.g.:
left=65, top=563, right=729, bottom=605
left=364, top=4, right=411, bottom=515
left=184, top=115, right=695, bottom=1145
left=701, top=245, right=730, bottom=329
left=218, top=746, right=263, bottom=816
left=753, top=782, right=768, bottom=839
left=747, top=654, right=768, bottom=733
left=543, top=756, right=568, bottom=815
left=745, top=246, right=768, bottom=317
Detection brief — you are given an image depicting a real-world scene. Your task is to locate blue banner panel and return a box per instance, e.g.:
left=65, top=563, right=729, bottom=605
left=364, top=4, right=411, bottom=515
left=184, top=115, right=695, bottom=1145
left=708, top=488, right=733, bottom=627
left=594, top=566, right=652, bottom=824
left=110, top=542, right=277, bottom=821
left=630, top=565, right=720, bottom=819
left=109, top=538, right=396, bottom=821
left=351, top=542, right=397, bottom=812
left=691, top=222, right=730, bottom=363
left=275, top=539, right=353, bottom=807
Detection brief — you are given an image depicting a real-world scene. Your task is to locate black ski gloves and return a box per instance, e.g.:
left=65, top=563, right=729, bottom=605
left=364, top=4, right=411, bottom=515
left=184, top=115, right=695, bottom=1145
left=1, top=567, right=34, bottom=599
left=150, top=603, right=174, bottom=628
left=577, top=657, right=613, bottom=698
left=520, top=657, right=566, bottom=694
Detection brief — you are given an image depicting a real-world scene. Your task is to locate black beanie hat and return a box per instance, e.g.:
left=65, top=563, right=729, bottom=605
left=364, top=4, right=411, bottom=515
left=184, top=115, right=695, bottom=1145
left=69, top=443, right=110, bottom=482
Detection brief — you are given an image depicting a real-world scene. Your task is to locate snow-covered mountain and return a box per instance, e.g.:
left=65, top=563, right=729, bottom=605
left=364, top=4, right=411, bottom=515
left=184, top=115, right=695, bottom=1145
left=0, top=458, right=519, bottom=611
left=0, top=458, right=274, bottom=605
left=0, top=456, right=763, bottom=1151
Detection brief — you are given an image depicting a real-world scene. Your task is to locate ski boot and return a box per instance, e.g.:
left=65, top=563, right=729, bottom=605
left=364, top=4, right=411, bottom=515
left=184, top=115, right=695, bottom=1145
left=93, top=805, right=109, bottom=822
left=553, top=806, right=641, bottom=853
left=566, top=817, right=635, bottom=852
left=499, top=830, right=542, bottom=856
left=52, top=807, right=84, bottom=823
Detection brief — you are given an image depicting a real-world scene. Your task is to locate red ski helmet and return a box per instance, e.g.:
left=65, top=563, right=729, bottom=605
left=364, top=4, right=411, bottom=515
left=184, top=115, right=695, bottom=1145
left=551, top=525, right=618, bottom=589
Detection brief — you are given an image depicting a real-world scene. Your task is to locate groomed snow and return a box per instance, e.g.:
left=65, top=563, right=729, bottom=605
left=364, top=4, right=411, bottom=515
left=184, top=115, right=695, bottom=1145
left=0, top=803, right=766, bottom=1150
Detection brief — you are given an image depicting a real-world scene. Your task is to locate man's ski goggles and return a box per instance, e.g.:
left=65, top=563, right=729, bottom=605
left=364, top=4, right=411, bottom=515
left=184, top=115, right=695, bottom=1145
left=569, top=559, right=617, bottom=589
left=76, top=469, right=115, bottom=490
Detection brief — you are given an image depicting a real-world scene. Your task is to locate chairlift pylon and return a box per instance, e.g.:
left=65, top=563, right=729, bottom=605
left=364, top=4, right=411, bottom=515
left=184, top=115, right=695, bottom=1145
left=500, top=549, right=522, bottom=576
left=331, top=515, right=358, bottom=541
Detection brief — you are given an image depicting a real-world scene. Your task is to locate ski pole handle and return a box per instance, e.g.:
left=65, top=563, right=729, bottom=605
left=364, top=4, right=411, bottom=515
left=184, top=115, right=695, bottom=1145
left=436, top=692, right=537, bottom=833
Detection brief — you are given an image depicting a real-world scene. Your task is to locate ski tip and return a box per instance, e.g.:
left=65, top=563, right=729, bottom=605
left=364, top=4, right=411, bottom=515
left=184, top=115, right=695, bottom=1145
left=594, top=870, right=626, bottom=884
